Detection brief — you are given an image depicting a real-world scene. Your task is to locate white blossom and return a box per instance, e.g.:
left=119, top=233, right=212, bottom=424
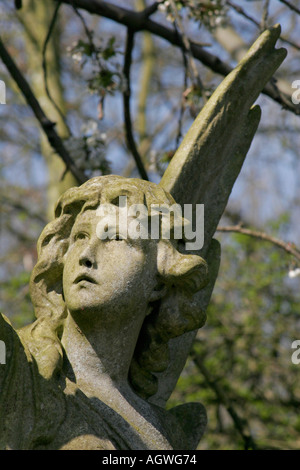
left=288, top=268, right=300, bottom=279
left=72, top=52, right=83, bottom=63
left=81, top=120, right=98, bottom=136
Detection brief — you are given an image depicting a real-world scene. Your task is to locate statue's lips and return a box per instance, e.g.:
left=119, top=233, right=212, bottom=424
left=74, top=274, right=97, bottom=285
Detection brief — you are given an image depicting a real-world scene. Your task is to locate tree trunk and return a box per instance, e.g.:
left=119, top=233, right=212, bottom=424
left=22, top=0, right=77, bottom=220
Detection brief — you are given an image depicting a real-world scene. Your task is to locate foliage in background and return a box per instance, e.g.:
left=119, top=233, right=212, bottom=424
left=170, top=229, right=300, bottom=449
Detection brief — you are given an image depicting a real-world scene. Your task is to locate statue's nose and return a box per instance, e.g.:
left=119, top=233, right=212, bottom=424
left=78, top=243, right=96, bottom=268
left=80, top=257, right=93, bottom=268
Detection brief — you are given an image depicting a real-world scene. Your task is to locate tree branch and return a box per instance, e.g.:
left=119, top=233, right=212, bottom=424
left=15, top=0, right=22, bottom=10
left=2, top=193, right=47, bottom=225
left=141, top=1, right=160, bottom=19
left=53, top=0, right=300, bottom=116
left=217, top=224, right=300, bottom=263
left=123, top=29, right=149, bottom=181
left=0, top=36, right=87, bottom=184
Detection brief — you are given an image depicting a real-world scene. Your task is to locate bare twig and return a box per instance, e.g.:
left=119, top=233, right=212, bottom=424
left=123, top=29, right=149, bottom=180
left=169, top=0, right=205, bottom=97
left=226, top=0, right=300, bottom=51
left=71, top=5, right=96, bottom=53
left=278, top=0, right=300, bottom=15
left=226, top=0, right=259, bottom=27
left=176, top=51, right=189, bottom=148
left=0, top=36, right=87, bottom=184
left=261, top=0, right=271, bottom=31
left=71, top=4, right=107, bottom=121
left=217, top=224, right=300, bottom=263
left=191, top=349, right=257, bottom=450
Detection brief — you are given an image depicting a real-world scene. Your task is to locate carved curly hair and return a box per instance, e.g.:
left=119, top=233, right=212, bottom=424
left=21, top=176, right=208, bottom=399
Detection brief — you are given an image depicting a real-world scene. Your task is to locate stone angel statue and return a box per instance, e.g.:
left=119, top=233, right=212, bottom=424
left=0, top=26, right=286, bottom=450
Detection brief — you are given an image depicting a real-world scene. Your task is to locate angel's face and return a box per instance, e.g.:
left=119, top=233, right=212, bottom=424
left=62, top=209, right=158, bottom=324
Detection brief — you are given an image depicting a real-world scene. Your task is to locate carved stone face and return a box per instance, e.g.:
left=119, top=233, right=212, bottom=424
left=62, top=209, right=158, bottom=324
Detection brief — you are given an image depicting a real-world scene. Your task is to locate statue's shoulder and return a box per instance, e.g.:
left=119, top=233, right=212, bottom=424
left=0, top=312, right=15, bottom=340
left=0, top=313, right=35, bottom=397
left=0, top=313, right=66, bottom=450
left=153, top=402, right=207, bottom=450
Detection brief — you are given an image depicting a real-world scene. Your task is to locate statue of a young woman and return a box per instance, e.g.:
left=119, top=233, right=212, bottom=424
left=0, top=176, right=209, bottom=450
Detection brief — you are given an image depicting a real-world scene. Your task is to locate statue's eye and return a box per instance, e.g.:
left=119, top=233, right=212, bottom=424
left=41, top=233, right=54, bottom=247
left=74, top=232, right=88, bottom=241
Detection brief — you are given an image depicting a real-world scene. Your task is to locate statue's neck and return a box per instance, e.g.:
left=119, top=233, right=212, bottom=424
left=61, top=312, right=139, bottom=396
left=60, top=312, right=175, bottom=450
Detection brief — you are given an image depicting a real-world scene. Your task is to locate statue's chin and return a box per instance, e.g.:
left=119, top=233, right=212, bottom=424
left=65, top=297, right=138, bottom=327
